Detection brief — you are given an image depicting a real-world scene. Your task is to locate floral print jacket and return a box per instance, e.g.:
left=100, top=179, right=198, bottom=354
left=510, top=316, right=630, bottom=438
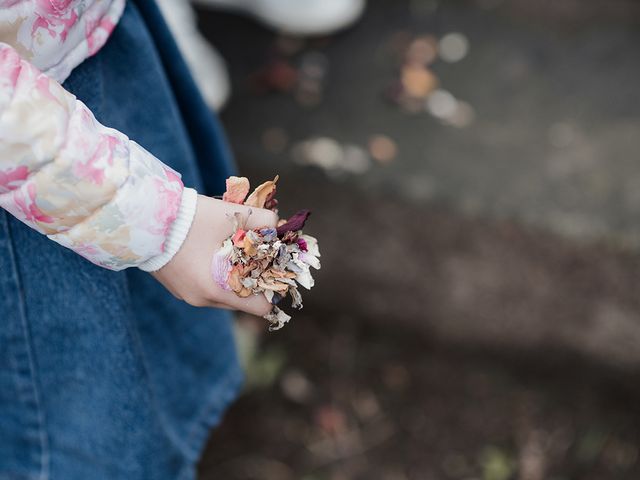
left=0, top=0, right=197, bottom=271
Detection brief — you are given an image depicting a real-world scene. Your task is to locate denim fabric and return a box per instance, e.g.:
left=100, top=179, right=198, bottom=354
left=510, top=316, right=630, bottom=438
left=0, top=2, right=243, bottom=479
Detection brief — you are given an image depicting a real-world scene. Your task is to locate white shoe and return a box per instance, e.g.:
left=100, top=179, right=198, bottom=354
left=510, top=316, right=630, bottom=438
left=156, top=0, right=231, bottom=110
left=192, top=0, right=366, bottom=36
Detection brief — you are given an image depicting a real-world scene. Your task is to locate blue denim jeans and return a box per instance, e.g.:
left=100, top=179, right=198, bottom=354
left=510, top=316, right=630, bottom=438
left=0, top=1, right=243, bottom=479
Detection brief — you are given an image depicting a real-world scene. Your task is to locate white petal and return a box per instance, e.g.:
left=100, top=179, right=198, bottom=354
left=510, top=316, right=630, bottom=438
left=301, top=234, right=320, bottom=257
left=296, top=270, right=315, bottom=290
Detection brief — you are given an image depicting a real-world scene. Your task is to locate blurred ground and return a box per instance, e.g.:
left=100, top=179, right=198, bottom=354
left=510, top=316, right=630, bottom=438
left=194, top=0, right=640, bottom=478
left=199, top=316, right=640, bottom=480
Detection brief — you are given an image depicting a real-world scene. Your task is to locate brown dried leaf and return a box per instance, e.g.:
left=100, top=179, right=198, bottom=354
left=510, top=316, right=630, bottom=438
left=244, top=175, right=279, bottom=208
left=272, top=270, right=297, bottom=279
left=228, top=267, right=244, bottom=293
left=258, top=278, right=290, bottom=292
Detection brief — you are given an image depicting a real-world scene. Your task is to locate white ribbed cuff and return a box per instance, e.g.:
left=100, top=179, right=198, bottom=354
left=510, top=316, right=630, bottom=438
left=138, top=187, right=198, bottom=272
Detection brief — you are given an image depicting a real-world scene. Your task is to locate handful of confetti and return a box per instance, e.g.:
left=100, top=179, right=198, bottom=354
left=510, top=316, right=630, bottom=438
left=212, top=175, right=320, bottom=331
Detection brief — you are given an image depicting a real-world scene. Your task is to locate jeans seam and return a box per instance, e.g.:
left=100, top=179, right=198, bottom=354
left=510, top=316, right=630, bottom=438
left=5, top=214, right=51, bottom=480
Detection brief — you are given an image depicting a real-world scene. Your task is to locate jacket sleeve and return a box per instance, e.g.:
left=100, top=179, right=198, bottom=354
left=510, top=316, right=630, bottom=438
left=0, top=43, right=197, bottom=271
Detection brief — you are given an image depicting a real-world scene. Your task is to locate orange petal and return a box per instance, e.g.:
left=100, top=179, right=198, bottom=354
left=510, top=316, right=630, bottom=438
left=243, top=236, right=257, bottom=256
left=228, top=267, right=244, bottom=292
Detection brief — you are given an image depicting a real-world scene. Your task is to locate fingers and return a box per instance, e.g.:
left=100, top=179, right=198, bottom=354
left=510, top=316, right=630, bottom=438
left=210, top=198, right=278, bottom=229
left=211, top=287, right=274, bottom=317
left=242, top=206, right=279, bottom=231
left=207, top=301, right=234, bottom=311
left=234, top=293, right=273, bottom=317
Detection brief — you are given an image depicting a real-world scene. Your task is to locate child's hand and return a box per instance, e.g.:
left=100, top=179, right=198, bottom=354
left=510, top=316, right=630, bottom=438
left=151, top=195, right=278, bottom=316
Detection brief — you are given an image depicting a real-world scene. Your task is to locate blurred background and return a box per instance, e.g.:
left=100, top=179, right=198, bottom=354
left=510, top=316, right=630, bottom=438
left=172, top=0, right=640, bottom=478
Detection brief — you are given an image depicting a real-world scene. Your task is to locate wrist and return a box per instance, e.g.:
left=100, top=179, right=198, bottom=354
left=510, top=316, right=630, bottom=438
left=138, top=187, right=198, bottom=272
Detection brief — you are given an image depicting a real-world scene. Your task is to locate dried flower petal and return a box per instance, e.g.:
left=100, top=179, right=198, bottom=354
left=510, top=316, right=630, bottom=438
left=277, top=210, right=311, bottom=236
left=216, top=176, right=321, bottom=330
left=296, top=269, right=315, bottom=290
left=245, top=175, right=279, bottom=208
left=300, top=234, right=320, bottom=257
left=243, top=235, right=258, bottom=256
left=264, top=306, right=292, bottom=331
left=232, top=229, right=246, bottom=246
left=264, top=191, right=279, bottom=210
left=290, top=287, right=303, bottom=309
left=211, top=239, right=233, bottom=290
left=263, top=289, right=275, bottom=303
left=299, top=251, right=321, bottom=270
left=222, top=176, right=250, bottom=204
left=228, top=266, right=245, bottom=293
left=260, top=228, right=278, bottom=242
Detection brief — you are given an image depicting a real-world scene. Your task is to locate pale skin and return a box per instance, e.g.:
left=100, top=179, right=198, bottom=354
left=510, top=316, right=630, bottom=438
left=151, top=194, right=278, bottom=317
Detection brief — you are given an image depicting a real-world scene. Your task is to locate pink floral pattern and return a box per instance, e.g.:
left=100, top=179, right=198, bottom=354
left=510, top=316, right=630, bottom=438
left=0, top=0, right=125, bottom=83
left=0, top=42, right=185, bottom=270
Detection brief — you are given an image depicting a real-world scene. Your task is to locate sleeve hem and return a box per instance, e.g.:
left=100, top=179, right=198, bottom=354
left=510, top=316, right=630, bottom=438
left=138, top=187, right=198, bottom=272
